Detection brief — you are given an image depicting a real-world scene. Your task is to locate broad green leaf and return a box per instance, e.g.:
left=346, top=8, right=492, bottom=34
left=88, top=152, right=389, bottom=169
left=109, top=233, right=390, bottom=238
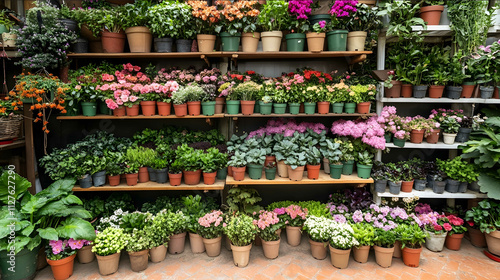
left=0, top=171, right=32, bottom=204
left=55, top=217, right=96, bottom=241
left=37, top=228, right=59, bottom=241
left=479, top=173, right=500, bottom=200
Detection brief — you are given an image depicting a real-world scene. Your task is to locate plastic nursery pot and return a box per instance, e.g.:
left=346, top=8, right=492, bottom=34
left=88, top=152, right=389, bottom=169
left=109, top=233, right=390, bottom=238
left=317, top=101, right=330, bottom=114
left=446, top=86, right=463, bottom=99
left=79, top=174, right=93, bottom=188
left=309, top=239, right=328, bottom=260
left=420, top=5, right=445, bottom=25
left=264, top=155, right=276, bottom=167
left=217, top=168, right=228, bottom=180
left=414, top=179, right=427, bottom=191
left=413, top=85, right=428, bottom=98
left=346, top=31, right=367, bottom=52
left=107, top=175, right=120, bottom=186
left=401, top=84, right=413, bottom=97
left=326, top=30, right=348, bottom=51
left=241, top=32, right=260, bottom=52
left=329, top=164, right=343, bottom=179
left=226, top=100, right=241, bottom=115
left=202, top=172, right=217, bottom=185
left=138, top=166, right=149, bottom=183
left=445, top=179, right=460, bottom=193
left=384, top=81, right=402, bottom=98
left=442, top=133, right=457, bottom=145
left=425, top=232, right=447, bottom=252
left=81, top=102, right=97, bottom=116
left=77, top=245, right=95, bottom=264
left=303, top=102, right=316, bottom=114
left=197, top=34, right=216, bottom=53
left=126, top=104, right=140, bottom=116
left=277, top=160, right=288, bottom=178
left=183, top=170, right=201, bottom=185
left=374, top=245, right=394, bottom=268
left=393, top=138, right=406, bottom=147
left=445, top=233, right=464, bottom=251
left=128, top=249, right=149, bottom=272
left=344, top=103, right=356, bottom=114
left=201, top=101, right=216, bottom=116
left=150, top=245, right=167, bottom=263
left=0, top=246, right=39, bottom=280
left=432, top=181, right=446, bottom=194
left=155, top=168, right=168, bottom=184
left=92, top=171, right=106, bottom=187
left=307, top=164, right=321, bottom=180
left=306, top=32, right=326, bottom=52
left=356, top=102, right=371, bottom=114
left=356, top=164, right=372, bottom=179
left=388, top=181, right=401, bottom=194
left=220, top=32, right=241, bottom=52
left=458, top=182, right=468, bottom=193
left=353, top=245, right=370, bottom=263
left=402, top=246, right=422, bottom=268
left=125, top=173, right=138, bottom=186
left=401, top=180, right=414, bottom=192
left=113, top=106, right=126, bottom=117
left=72, top=37, right=88, bottom=53
left=173, top=104, right=188, bottom=117
left=168, top=232, right=186, bottom=254
left=176, top=39, right=193, bottom=52
left=329, top=246, right=351, bottom=269
left=261, top=31, right=283, bottom=52
left=287, top=165, right=305, bottom=181
left=232, top=166, right=246, bottom=181
left=456, top=127, right=472, bottom=143
left=259, top=101, right=273, bottom=115
left=286, top=226, right=302, bottom=247
left=285, top=33, right=306, bottom=52
left=154, top=37, right=173, bottom=52
left=240, top=100, right=256, bottom=115
left=288, top=103, right=300, bottom=114
left=169, top=172, right=182, bottom=186
left=189, top=233, right=205, bottom=254
left=187, top=101, right=201, bottom=116
left=247, top=164, right=263, bottom=180
left=374, top=180, right=387, bottom=193
left=322, top=158, right=330, bottom=174
left=99, top=101, right=112, bottom=115
left=426, top=129, right=440, bottom=144
left=460, top=84, right=474, bottom=98
left=410, top=129, right=425, bottom=144
left=309, top=15, right=331, bottom=25
left=429, top=85, right=445, bottom=98
left=273, top=103, right=287, bottom=114
left=480, top=86, right=494, bottom=99
left=342, top=160, right=354, bottom=175
left=95, top=253, right=120, bottom=276
left=230, top=243, right=252, bottom=268
left=331, top=103, right=344, bottom=114
left=265, top=168, right=277, bottom=180
left=125, top=26, right=152, bottom=53
left=140, top=101, right=156, bottom=116
left=203, top=236, right=222, bottom=257
left=215, top=97, right=225, bottom=114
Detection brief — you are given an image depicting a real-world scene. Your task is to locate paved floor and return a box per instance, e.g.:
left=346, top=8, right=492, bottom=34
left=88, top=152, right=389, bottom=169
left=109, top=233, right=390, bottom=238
left=35, top=233, right=499, bottom=280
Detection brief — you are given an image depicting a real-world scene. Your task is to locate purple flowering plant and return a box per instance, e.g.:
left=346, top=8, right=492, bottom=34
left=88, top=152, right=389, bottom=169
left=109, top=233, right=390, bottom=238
left=329, top=0, right=358, bottom=29
left=312, top=20, right=328, bottom=33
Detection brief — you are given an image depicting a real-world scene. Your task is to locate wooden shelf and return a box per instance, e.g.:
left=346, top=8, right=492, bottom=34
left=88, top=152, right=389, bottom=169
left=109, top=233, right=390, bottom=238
left=56, top=114, right=225, bottom=120
left=380, top=97, right=500, bottom=104
left=226, top=171, right=373, bottom=186
left=373, top=188, right=488, bottom=200
left=67, top=52, right=225, bottom=58
left=72, top=180, right=225, bottom=191
left=0, top=140, right=26, bottom=151
left=385, top=142, right=463, bottom=150
left=227, top=113, right=375, bottom=119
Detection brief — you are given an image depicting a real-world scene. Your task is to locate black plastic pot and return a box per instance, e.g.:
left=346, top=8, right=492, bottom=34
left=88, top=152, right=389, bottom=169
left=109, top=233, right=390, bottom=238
left=445, top=179, right=460, bottom=193
left=148, top=167, right=157, bottom=182
left=72, top=38, right=88, bottom=53
left=458, top=182, right=468, bottom=193
left=155, top=168, right=168, bottom=184
left=456, top=127, right=472, bottom=143
left=92, top=170, right=106, bottom=187
left=388, top=181, right=401, bottom=194
left=480, top=86, right=494, bottom=99
left=79, top=174, right=93, bottom=188
left=374, top=179, right=387, bottom=193
left=58, top=19, right=78, bottom=32
left=154, top=37, right=173, bottom=52
left=446, top=86, right=462, bottom=99
left=176, top=39, right=192, bottom=52
left=469, top=181, right=480, bottom=192
left=414, top=179, right=427, bottom=191
left=413, top=85, right=428, bottom=98
left=427, top=174, right=435, bottom=189
left=433, top=181, right=446, bottom=194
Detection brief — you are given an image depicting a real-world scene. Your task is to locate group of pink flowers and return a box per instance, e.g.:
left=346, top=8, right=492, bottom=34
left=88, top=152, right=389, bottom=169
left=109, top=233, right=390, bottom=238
left=284, top=205, right=308, bottom=225
left=331, top=117, right=386, bottom=150
left=288, top=0, right=313, bottom=20
left=253, top=210, right=280, bottom=230
left=48, top=238, right=90, bottom=256
left=248, top=119, right=327, bottom=139
left=330, top=0, right=358, bottom=18
left=198, top=210, right=224, bottom=228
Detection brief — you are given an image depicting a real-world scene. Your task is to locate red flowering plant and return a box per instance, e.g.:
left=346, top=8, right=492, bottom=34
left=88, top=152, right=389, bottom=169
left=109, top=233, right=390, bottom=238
left=446, top=214, right=467, bottom=235
left=282, top=205, right=308, bottom=227
left=197, top=210, right=225, bottom=239
left=418, top=212, right=451, bottom=235
left=301, top=69, right=333, bottom=84
left=253, top=210, right=284, bottom=241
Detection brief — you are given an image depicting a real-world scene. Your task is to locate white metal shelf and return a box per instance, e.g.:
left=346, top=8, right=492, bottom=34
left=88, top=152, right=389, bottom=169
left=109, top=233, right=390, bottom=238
left=380, top=97, right=500, bottom=104
left=385, top=142, right=463, bottom=150
left=381, top=25, right=500, bottom=40
left=372, top=188, right=488, bottom=205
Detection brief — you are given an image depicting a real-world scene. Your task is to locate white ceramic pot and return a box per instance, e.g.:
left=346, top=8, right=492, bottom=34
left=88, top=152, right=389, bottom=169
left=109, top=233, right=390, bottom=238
left=425, top=232, right=447, bottom=252
left=261, top=31, right=283, bottom=52
left=347, top=31, right=367, bottom=51
left=442, top=133, right=457, bottom=145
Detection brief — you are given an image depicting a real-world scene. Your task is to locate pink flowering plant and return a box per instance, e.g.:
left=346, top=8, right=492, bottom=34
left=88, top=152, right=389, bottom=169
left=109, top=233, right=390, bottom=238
left=197, top=210, right=225, bottom=239
left=46, top=238, right=86, bottom=260
left=283, top=205, right=308, bottom=227
left=418, top=212, right=451, bottom=235
left=288, top=0, right=313, bottom=33
left=376, top=107, right=411, bottom=140
left=312, top=20, right=328, bottom=33
left=331, top=117, right=386, bottom=150
left=253, top=210, right=284, bottom=241
left=330, top=0, right=358, bottom=30
left=446, top=214, right=467, bottom=235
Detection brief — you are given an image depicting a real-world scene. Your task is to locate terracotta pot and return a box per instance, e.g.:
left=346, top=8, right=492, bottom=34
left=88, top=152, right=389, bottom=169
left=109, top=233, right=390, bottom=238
left=138, top=166, right=149, bottom=183
left=149, top=245, right=167, bottom=263
left=317, top=101, right=330, bottom=114
left=261, top=31, right=283, bottom=52
left=356, top=102, right=371, bottom=114
left=187, top=101, right=201, bottom=116
left=197, top=34, right=216, bottom=52
left=108, top=174, right=121, bottom=186
left=125, top=173, right=138, bottom=186
left=426, top=129, right=440, bottom=144
left=232, top=166, right=246, bottom=181
left=329, top=246, right=351, bottom=269
left=309, top=238, right=327, bottom=260
left=47, top=254, right=76, bottom=280
left=183, top=169, right=201, bottom=185
left=140, top=101, right=156, bottom=116
left=96, top=253, right=120, bottom=276
left=287, top=165, right=305, bottom=181
left=467, top=227, right=486, bottom=248
left=189, top=233, right=206, bottom=254
left=77, top=245, right=94, bottom=264
left=401, top=84, right=413, bottom=97
left=203, top=236, right=222, bottom=257
left=125, top=26, right=152, bottom=52
left=402, top=247, right=422, bottom=267
left=101, top=30, right=126, bottom=53
left=126, top=104, right=140, bottom=116
left=215, top=97, right=225, bottom=114
left=230, top=243, right=252, bottom=267
left=128, top=249, right=149, bottom=272
left=113, top=106, right=126, bottom=117
left=445, top=233, right=464, bottom=251
left=262, top=239, right=280, bottom=259
left=306, top=32, right=326, bottom=52
left=485, top=230, right=500, bottom=255
left=168, top=232, right=186, bottom=254
left=157, top=101, right=171, bottom=116
left=174, top=103, right=187, bottom=117
left=347, top=31, right=367, bottom=51
left=494, top=87, right=500, bottom=99
left=353, top=245, right=370, bottom=263
left=410, top=129, right=425, bottom=144
left=227, top=166, right=233, bottom=177
left=374, top=245, right=394, bottom=268
left=286, top=226, right=302, bottom=247
left=429, top=85, right=445, bottom=98
left=203, top=171, right=217, bottom=185
left=420, top=5, right=445, bottom=25
left=242, top=32, right=260, bottom=52
left=264, top=155, right=276, bottom=167
left=240, top=100, right=256, bottom=115
left=306, top=164, right=320, bottom=180
left=167, top=172, right=181, bottom=186
left=384, top=81, right=402, bottom=98
left=277, top=160, right=288, bottom=178
left=461, top=84, right=475, bottom=98
left=393, top=240, right=402, bottom=258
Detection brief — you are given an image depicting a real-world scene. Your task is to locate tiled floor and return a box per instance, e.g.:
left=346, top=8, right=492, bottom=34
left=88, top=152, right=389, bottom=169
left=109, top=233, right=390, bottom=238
left=35, top=234, right=499, bottom=280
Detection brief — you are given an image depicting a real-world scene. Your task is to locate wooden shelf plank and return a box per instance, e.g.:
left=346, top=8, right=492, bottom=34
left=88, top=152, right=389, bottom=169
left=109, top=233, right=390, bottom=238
left=72, top=180, right=225, bottom=191
left=380, top=97, right=500, bottom=104
left=67, top=52, right=225, bottom=58
left=373, top=188, right=488, bottom=199
left=226, top=113, right=375, bottom=118
left=385, top=142, right=463, bottom=150
left=56, top=114, right=225, bottom=120
left=0, top=140, right=26, bottom=151
left=226, top=171, right=373, bottom=185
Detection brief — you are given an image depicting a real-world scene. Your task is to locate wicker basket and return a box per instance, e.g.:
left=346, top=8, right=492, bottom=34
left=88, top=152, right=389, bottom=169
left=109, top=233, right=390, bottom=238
left=0, top=115, right=23, bottom=141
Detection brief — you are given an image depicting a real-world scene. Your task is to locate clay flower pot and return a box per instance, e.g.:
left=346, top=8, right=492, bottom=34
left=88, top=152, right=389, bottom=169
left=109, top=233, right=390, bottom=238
left=306, top=32, right=326, bottom=52
left=384, top=81, right=402, bottom=98
left=356, top=102, right=371, bottom=114
left=287, top=165, right=305, bottom=181
left=241, top=32, right=260, bottom=52
left=401, top=84, right=413, bottom=97
left=101, top=30, right=126, bottom=53
left=306, top=164, right=320, bottom=180
left=230, top=243, right=252, bottom=267
left=138, top=166, right=149, bottom=183
left=309, top=238, right=327, bottom=260
left=203, top=171, right=217, bottom=185
left=149, top=245, right=167, bottom=263
left=329, top=246, right=351, bottom=269
left=467, top=226, right=486, bottom=248
left=128, top=249, right=149, bottom=272
left=264, top=155, right=276, bottom=167
left=317, top=101, right=330, bottom=114
left=240, top=100, right=256, bottom=115
left=262, top=238, right=281, bottom=259
left=96, top=253, right=120, bottom=276
left=485, top=230, right=500, bottom=255
left=231, top=166, right=246, bottom=181
left=203, top=236, right=222, bottom=257
left=401, top=180, right=414, bottom=192
left=187, top=101, right=201, bottom=116
left=173, top=103, right=188, bottom=117
left=113, top=106, right=126, bottom=117
left=197, top=34, right=216, bottom=53
left=125, top=173, right=138, bottom=186
left=140, top=101, right=156, bottom=116
left=126, top=104, right=140, bottom=116
left=108, top=174, right=121, bottom=186
left=189, top=233, right=206, bottom=254
left=426, top=129, right=440, bottom=144
left=168, top=232, right=186, bottom=254
left=168, top=172, right=182, bottom=186
left=77, top=245, right=95, bottom=264
left=125, top=26, right=152, bottom=52
left=374, top=245, right=394, bottom=268
left=410, top=129, right=425, bottom=144
left=277, top=160, right=288, bottom=178
left=353, top=245, right=370, bottom=263
left=47, top=254, right=76, bottom=280
left=402, top=246, right=422, bottom=267
left=183, top=169, right=202, bottom=185
left=429, top=85, right=445, bottom=98
left=215, top=97, right=225, bottom=114
left=157, top=101, right=171, bottom=116
left=445, top=233, right=464, bottom=251
left=286, top=226, right=302, bottom=247
left=420, top=5, right=445, bottom=25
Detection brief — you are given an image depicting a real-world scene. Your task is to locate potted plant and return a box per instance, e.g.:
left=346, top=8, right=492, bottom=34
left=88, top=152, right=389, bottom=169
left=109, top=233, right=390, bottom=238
left=171, top=86, right=190, bottom=117
left=350, top=222, right=375, bottom=263
left=196, top=210, right=224, bottom=257
left=410, top=52, right=430, bottom=98
left=321, top=139, right=343, bottom=179
left=284, top=151, right=307, bottom=181
left=157, top=80, right=179, bottom=116
left=283, top=205, right=308, bottom=247
left=420, top=0, right=445, bottom=25
left=258, top=0, right=289, bottom=52
left=286, top=0, right=313, bottom=52
left=188, top=0, right=220, bottom=52
left=440, top=116, right=460, bottom=144
left=215, top=1, right=246, bottom=52
left=444, top=214, right=467, bottom=251
left=92, top=227, right=128, bottom=276
left=166, top=211, right=188, bottom=255
left=327, top=0, right=358, bottom=51
left=329, top=222, right=358, bottom=269
left=346, top=2, right=381, bottom=52
left=145, top=210, right=172, bottom=263
left=255, top=210, right=284, bottom=259
left=468, top=41, right=498, bottom=99
left=201, top=148, right=220, bottom=185
left=151, top=157, right=169, bottom=184
left=465, top=200, right=500, bottom=254
left=240, top=1, right=261, bottom=52
left=419, top=212, right=450, bottom=252
left=372, top=162, right=388, bottom=193
left=99, top=6, right=126, bottom=53
left=305, top=146, right=322, bottom=180
left=447, top=51, right=469, bottom=98
left=427, top=46, right=450, bottom=98
left=185, top=84, right=204, bottom=116
left=120, top=0, right=152, bottom=52
left=385, top=162, right=403, bottom=195
left=176, top=144, right=203, bottom=185
left=228, top=151, right=248, bottom=181
left=350, top=84, right=376, bottom=114
left=167, top=160, right=182, bottom=186
left=0, top=11, right=14, bottom=36
left=373, top=228, right=396, bottom=268
left=303, top=215, right=334, bottom=260
left=126, top=146, right=155, bottom=183
left=407, top=116, right=432, bottom=144
left=264, top=161, right=277, bottom=180
left=399, top=223, right=428, bottom=267
left=105, top=154, right=125, bottom=186
left=224, top=214, right=257, bottom=267
left=246, top=147, right=267, bottom=180
left=220, top=82, right=240, bottom=114
left=356, top=151, right=373, bottom=179
left=233, top=81, right=261, bottom=115
left=200, top=84, right=217, bottom=116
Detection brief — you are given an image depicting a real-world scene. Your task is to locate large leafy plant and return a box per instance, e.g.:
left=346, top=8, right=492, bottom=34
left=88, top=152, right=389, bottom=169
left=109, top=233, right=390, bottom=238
left=465, top=200, right=500, bottom=233
left=257, top=0, right=289, bottom=31
left=224, top=214, right=257, bottom=247
left=120, top=0, right=153, bottom=29
left=377, top=0, right=426, bottom=41
left=148, top=1, right=195, bottom=39
left=226, top=186, right=262, bottom=214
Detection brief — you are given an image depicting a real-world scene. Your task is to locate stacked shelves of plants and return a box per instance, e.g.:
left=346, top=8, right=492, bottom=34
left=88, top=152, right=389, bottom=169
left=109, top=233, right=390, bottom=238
left=373, top=0, right=499, bottom=204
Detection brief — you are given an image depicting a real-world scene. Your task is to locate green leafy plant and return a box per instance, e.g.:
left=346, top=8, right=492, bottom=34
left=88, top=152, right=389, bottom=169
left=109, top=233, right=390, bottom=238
left=185, top=84, right=205, bottom=102
left=320, top=139, right=342, bottom=164
left=176, top=144, right=203, bottom=171
left=465, top=200, right=500, bottom=233
left=399, top=223, right=428, bottom=249
left=119, top=0, right=153, bottom=29
left=171, top=86, right=190, bottom=105
left=377, top=0, right=426, bottom=41
left=226, top=187, right=262, bottom=214
left=373, top=228, right=396, bottom=248
left=347, top=3, right=381, bottom=32
left=148, top=1, right=195, bottom=39
left=257, top=0, right=289, bottom=31
left=99, top=6, right=124, bottom=33
left=166, top=211, right=188, bottom=235
left=145, top=209, right=173, bottom=247
left=351, top=222, right=375, bottom=247
left=246, top=148, right=266, bottom=166
left=232, top=81, right=261, bottom=101
left=224, top=214, right=257, bottom=247
left=92, top=227, right=129, bottom=256
left=0, top=11, right=14, bottom=31
left=120, top=212, right=152, bottom=233
left=436, top=157, right=479, bottom=183
left=126, top=228, right=151, bottom=252
left=305, top=146, right=322, bottom=166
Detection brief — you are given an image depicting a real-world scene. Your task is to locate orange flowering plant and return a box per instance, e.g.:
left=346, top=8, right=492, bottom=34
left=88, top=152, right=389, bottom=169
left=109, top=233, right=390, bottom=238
left=215, top=0, right=255, bottom=35
left=9, top=72, right=68, bottom=134
left=188, top=1, right=221, bottom=35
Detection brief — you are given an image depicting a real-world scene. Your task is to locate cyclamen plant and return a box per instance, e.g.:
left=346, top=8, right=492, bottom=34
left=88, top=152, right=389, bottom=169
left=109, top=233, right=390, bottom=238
left=303, top=215, right=334, bottom=243
left=254, top=210, right=283, bottom=241
left=283, top=205, right=308, bottom=227
left=197, top=210, right=224, bottom=239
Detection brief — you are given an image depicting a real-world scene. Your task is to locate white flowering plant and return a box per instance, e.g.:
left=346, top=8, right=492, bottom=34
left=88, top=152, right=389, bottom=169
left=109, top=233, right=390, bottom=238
left=303, top=215, right=334, bottom=243
left=96, top=208, right=129, bottom=231
left=197, top=210, right=224, bottom=239
left=329, top=222, right=359, bottom=250
left=91, top=227, right=129, bottom=256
